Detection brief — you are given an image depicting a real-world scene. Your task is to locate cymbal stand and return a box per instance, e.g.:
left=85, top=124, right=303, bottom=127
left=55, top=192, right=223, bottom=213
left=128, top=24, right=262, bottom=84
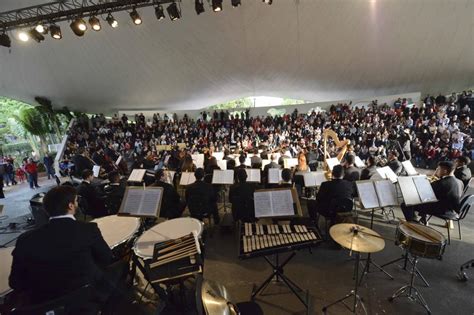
left=323, top=228, right=367, bottom=314
left=388, top=255, right=431, bottom=314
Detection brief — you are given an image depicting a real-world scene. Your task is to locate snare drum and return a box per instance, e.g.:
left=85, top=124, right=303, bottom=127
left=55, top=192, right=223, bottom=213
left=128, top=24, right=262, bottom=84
left=93, top=215, right=141, bottom=255
left=134, top=217, right=204, bottom=259
left=396, top=222, right=446, bottom=259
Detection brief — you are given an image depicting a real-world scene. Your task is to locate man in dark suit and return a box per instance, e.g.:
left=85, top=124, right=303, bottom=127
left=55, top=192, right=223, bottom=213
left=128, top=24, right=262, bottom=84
left=229, top=169, right=258, bottom=222
left=263, top=154, right=280, bottom=185
left=9, top=185, right=126, bottom=313
left=153, top=169, right=184, bottom=218
left=311, top=165, right=354, bottom=224
left=103, top=171, right=126, bottom=214
left=360, top=156, right=377, bottom=180
left=343, top=154, right=360, bottom=182
left=185, top=168, right=219, bottom=223
left=401, top=161, right=464, bottom=222
left=277, top=168, right=294, bottom=188
left=77, top=169, right=108, bottom=218
left=454, top=156, right=472, bottom=188
left=72, top=147, right=95, bottom=177
left=250, top=150, right=262, bottom=169
left=387, top=150, right=403, bottom=175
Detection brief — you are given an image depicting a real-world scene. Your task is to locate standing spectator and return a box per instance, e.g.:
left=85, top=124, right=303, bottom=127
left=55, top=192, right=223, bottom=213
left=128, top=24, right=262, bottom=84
left=24, top=158, right=40, bottom=189
left=43, top=153, right=55, bottom=180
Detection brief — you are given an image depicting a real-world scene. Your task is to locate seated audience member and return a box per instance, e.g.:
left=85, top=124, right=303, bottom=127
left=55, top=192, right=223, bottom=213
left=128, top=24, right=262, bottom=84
left=9, top=185, right=127, bottom=314
left=103, top=171, right=126, bottom=214
left=387, top=150, right=403, bottom=175
left=153, top=169, right=184, bottom=218
left=343, top=154, right=360, bottom=182
left=77, top=169, right=108, bottom=218
left=185, top=168, right=219, bottom=224
left=360, top=156, right=377, bottom=180
left=454, top=156, right=472, bottom=188
left=229, top=169, right=258, bottom=222
left=401, top=161, right=464, bottom=223
left=312, top=165, right=354, bottom=225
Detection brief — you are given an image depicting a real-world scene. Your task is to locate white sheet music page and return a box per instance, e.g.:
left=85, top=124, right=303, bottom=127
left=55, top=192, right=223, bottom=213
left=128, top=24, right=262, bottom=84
left=326, top=158, right=340, bottom=171
left=354, top=156, right=365, bottom=168
left=212, top=170, right=234, bottom=184
left=115, top=155, right=122, bottom=165
left=356, top=181, right=379, bottom=209
left=413, top=176, right=437, bottom=203
left=303, top=172, right=317, bottom=187
left=374, top=179, right=398, bottom=207
left=268, top=169, right=282, bottom=184
left=271, top=190, right=295, bottom=216
left=216, top=160, right=227, bottom=170
left=179, top=172, right=196, bottom=186
left=245, top=169, right=261, bottom=182
left=92, top=165, right=101, bottom=178
left=163, top=171, right=175, bottom=185
left=398, top=176, right=421, bottom=205
left=120, top=187, right=163, bottom=217
left=377, top=166, right=398, bottom=183
left=128, top=169, right=146, bottom=182
left=261, top=159, right=271, bottom=170
left=283, top=158, right=298, bottom=168
left=212, top=152, right=224, bottom=160
left=191, top=154, right=204, bottom=168
left=402, top=161, right=418, bottom=176
left=254, top=191, right=274, bottom=217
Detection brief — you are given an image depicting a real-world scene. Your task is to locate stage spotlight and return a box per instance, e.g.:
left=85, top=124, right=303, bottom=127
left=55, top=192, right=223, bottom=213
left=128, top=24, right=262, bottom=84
left=0, top=33, right=11, bottom=48
left=155, top=5, right=165, bottom=20
left=106, top=13, right=118, bottom=28
left=89, top=16, right=101, bottom=31
left=212, top=0, right=223, bottom=12
left=195, top=0, right=205, bottom=15
left=18, top=31, right=29, bottom=42
left=35, top=24, right=47, bottom=34
left=167, top=2, right=181, bottom=21
left=263, top=0, right=273, bottom=4
left=28, top=29, right=45, bottom=42
left=70, top=17, right=87, bottom=36
left=50, top=24, right=62, bottom=39
left=231, top=0, right=241, bottom=7
left=130, top=8, right=142, bottom=25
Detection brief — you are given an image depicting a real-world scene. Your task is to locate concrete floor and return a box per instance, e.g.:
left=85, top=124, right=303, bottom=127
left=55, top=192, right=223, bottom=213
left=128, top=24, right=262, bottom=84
left=1, top=177, right=474, bottom=315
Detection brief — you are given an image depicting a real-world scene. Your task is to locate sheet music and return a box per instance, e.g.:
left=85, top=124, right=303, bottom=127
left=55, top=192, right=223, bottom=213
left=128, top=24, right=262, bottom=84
left=268, top=169, right=283, bottom=184
left=216, top=160, right=227, bottom=170
left=283, top=158, right=298, bottom=168
left=163, top=171, right=175, bottom=185
left=120, top=187, right=163, bottom=217
left=356, top=181, right=380, bottom=209
left=402, top=160, right=418, bottom=176
left=261, top=159, right=271, bottom=170
left=374, top=179, right=398, bottom=207
left=128, top=169, right=146, bottom=182
left=115, top=155, right=122, bottom=165
left=191, top=154, right=204, bottom=168
left=413, top=176, right=437, bottom=203
left=245, top=169, right=261, bottom=182
left=92, top=165, right=101, bottom=178
left=212, top=152, right=225, bottom=160
left=212, top=170, right=234, bottom=184
left=354, top=156, right=365, bottom=168
left=254, top=189, right=295, bottom=218
left=398, top=176, right=421, bottom=205
left=273, top=153, right=281, bottom=161
left=179, top=172, right=196, bottom=186
left=326, top=158, right=340, bottom=171
left=376, top=166, right=398, bottom=183
left=303, top=172, right=326, bottom=187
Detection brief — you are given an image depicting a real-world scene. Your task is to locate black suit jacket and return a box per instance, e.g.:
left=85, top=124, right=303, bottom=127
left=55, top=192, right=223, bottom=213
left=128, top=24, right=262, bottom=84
left=153, top=180, right=182, bottom=218
left=229, top=182, right=258, bottom=221
left=454, top=165, right=472, bottom=188
left=387, top=159, right=403, bottom=175
left=78, top=181, right=107, bottom=217
left=9, top=218, right=112, bottom=304
left=343, top=166, right=361, bottom=182
left=316, top=179, right=354, bottom=211
left=103, top=183, right=126, bottom=214
left=72, top=154, right=94, bottom=177
left=185, top=180, right=217, bottom=217
left=431, top=176, right=464, bottom=212
left=360, top=166, right=376, bottom=180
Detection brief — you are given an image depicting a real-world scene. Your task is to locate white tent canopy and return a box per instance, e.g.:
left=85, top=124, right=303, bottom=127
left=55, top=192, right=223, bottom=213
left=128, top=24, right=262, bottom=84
left=0, top=0, right=473, bottom=113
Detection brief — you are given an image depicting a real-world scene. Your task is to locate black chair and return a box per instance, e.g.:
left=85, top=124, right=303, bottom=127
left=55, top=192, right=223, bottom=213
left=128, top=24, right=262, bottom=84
left=310, top=197, right=354, bottom=240
left=10, top=284, right=96, bottom=315
left=426, top=194, right=474, bottom=244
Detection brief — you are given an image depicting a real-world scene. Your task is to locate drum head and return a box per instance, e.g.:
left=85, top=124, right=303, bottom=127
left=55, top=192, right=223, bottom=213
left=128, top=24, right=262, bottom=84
left=134, top=217, right=203, bottom=258
left=399, top=222, right=445, bottom=243
left=92, top=215, right=140, bottom=249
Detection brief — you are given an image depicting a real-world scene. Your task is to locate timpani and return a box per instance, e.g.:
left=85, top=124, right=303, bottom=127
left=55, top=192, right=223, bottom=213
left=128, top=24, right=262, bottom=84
left=92, top=215, right=141, bottom=249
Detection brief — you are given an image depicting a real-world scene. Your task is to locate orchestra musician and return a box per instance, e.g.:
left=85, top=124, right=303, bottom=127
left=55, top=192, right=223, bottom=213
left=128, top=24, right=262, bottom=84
left=9, top=185, right=127, bottom=314
left=181, top=154, right=197, bottom=172
left=250, top=149, right=262, bottom=169
left=229, top=169, right=259, bottom=222
left=185, top=168, right=220, bottom=224
left=103, top=171, right=126, bottom=214
left=152, top=169, right=184, bottom=219
left=360, top=156, right=377, bottom=180
left=72, top=147, right=95, bottom=177
left=454, top=156, right=472, bottom=188
left=387, top=150, right=403, bottom=175
left=77, top=169, right=108, bottom=218
left=342, top=154, right=360, bottom=182
left=401, top=161, right=464, bottom=223
left=278, top=168, right=293, bottom=188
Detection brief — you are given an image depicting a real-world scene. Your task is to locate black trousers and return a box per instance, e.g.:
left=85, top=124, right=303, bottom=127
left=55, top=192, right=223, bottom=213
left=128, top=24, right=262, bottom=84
left=401, top=202, right=446, bottom=221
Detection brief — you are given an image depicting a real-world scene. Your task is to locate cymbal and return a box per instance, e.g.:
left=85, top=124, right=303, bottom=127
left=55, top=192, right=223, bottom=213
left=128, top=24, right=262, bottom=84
left=329, top=223, right=385, bottom=253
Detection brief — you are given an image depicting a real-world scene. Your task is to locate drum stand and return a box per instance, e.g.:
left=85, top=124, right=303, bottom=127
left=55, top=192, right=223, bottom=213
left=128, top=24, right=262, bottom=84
left=381, top=250, right=430, bottom=287
left=389, top=256, right=432, bottom=314
left=322, top=251, right=367, bottom=314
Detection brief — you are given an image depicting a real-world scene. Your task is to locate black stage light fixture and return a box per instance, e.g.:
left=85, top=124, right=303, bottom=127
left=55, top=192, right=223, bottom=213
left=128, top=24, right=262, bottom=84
left=106, top=13, right=118, bottom=28
left=167, top=2, right=181, bottom=21
left=35, top=24, right=48, bottom=34
left=89, top=16, right=101, bottom=31
left=231, top=0, right=241, bottom=7
left=195, top=0, right=205, bottom=15
left=50, top=24, right=62, bottom=39
left=28, top=28, right=45, bottom=42
left=70, top=17, right=87, bottom=36
left=0, top=33, right=11, bottom=48
left=263, top=0, right=273, bottom=4
left=212, top=0, right=223, bottom=12
left=155, top=5, right=165, bottom=20
left=130, top=8, right=142, bottom=25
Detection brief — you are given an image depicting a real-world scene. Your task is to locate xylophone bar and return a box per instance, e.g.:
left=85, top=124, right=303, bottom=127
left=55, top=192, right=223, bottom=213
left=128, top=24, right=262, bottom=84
left=244, top=222, right=309, bottom=237
left=242, top=231, right=318, bottom=253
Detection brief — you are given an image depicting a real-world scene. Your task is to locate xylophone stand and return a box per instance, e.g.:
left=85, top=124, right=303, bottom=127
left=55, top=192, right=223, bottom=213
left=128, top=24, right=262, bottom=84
left=252, top=252, right=309, bottom=309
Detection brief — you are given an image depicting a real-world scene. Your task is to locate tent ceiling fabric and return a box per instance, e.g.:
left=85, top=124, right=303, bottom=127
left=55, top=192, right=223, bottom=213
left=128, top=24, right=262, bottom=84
left=0, top=0, right=473, bottom=113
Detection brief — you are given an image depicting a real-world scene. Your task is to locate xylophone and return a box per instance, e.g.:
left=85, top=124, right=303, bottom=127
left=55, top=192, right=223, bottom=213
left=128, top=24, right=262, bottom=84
left=239, top=222, right=321, bottom=259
